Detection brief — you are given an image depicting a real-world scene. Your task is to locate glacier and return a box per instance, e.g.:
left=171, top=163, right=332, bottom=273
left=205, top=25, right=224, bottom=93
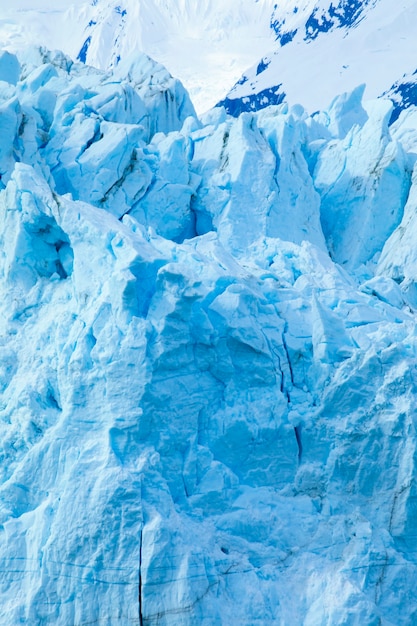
left=2, top=46, right=417, bottom=625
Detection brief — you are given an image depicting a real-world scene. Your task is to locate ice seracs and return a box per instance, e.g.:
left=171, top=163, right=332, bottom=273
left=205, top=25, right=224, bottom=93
left=313, top=95, right=410, bottom=269
left=1, top=47, right=417, bottom=625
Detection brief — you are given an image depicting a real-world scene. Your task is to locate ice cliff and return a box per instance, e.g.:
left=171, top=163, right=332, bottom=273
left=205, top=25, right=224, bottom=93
left=1, top=47, right=417, bottom=625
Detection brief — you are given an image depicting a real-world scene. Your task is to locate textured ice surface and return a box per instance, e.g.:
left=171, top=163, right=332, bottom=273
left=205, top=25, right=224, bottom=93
left=2, top=49, right=417, bottom=625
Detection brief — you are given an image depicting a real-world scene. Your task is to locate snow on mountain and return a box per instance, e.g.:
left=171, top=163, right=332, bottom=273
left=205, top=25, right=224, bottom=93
left=1, top=44, right=417, bottom=623
left=0, top=0, right=88, bottom=55
left=221, top=0, right=417, bottom=118
left=1, top=0, right=414, bottom=119
left=0, top=0, right=278, bottom=115
left=73, top=0, right=417, bottom=118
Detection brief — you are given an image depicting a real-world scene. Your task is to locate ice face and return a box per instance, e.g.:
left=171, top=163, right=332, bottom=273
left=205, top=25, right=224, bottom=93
left=0, top=51, right=20, bottom=85
left=1, top=50, right=417, bottom=625
left=313, top=97, right=410, bottom=269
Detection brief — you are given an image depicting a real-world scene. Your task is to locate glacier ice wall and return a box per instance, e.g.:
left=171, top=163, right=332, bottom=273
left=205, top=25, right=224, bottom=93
left=1, top=48, right=417, bottom=625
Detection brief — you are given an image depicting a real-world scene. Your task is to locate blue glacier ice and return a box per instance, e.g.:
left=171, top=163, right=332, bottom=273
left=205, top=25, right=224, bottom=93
left=1, top=47, right=417, bottom=625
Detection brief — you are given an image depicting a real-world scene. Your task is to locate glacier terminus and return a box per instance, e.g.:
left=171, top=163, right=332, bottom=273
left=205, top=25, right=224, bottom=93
left=1, top=38, right=417, bottom=625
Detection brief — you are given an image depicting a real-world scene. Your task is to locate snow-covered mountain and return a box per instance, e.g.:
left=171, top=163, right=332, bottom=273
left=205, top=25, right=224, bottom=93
left=2, top=0, right=417, bottom=118
left=0, top=0, right=278, bottom=114
left=221, top=0, right=417, bottom=121
left=1, top=42, right=417, bottom=623
left=73, top=0, right=281, bottom=116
